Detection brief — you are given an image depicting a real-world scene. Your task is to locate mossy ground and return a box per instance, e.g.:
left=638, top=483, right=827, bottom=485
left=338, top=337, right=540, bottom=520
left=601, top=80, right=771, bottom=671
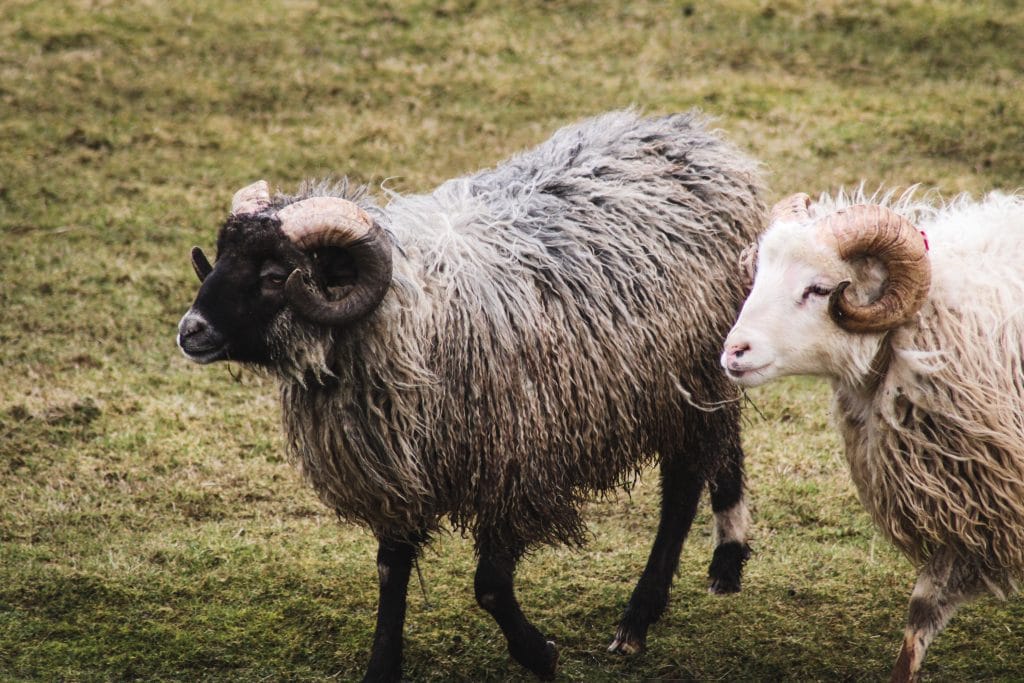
left=3, top=1, right=1023, bottom=680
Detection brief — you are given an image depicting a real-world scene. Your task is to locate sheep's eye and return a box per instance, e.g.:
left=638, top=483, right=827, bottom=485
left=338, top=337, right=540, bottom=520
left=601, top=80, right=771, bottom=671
left=260, top=265, right=288, bottom=288
left=802, top=284, right=832, bottom=300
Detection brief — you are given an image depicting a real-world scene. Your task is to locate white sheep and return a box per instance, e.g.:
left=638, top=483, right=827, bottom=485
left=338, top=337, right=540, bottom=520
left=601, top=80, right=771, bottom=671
left=721, top=190, right=1024, bottom=682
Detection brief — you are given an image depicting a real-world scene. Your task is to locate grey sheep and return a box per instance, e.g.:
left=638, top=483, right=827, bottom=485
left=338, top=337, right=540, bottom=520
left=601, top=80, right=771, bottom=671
left=179, top=110, right=765, bottom=681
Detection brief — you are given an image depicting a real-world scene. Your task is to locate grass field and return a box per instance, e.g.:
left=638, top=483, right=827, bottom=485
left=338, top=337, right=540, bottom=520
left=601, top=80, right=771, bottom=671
left=3, top=1, right=1024, bottom=680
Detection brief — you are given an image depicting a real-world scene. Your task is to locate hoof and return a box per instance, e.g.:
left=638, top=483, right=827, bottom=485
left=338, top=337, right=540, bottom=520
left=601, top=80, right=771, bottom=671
left=708, top=567, right=742, bottom=595
left=890, top=637, right=918, bottom=683
left=708, top=578, right=740, bottom=595
left=510, top=636, right=559, bottom=680
left=361, top=666, right=401, bottom=683
left=607, top=628, right=645, bottom=656
left=530, top=640, right=559, bottom=681
left=707, top=541, right=750, bottom=595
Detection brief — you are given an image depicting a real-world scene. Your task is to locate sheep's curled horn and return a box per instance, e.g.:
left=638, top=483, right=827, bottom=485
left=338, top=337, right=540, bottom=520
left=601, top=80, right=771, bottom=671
left=766, top=193, right=930, bottom=333
left=769, top=192, right=812, bottom=224
left=191, top=180, right=394, bottom=327
left=821, top=204, right=930, bottom=333
left=276, top=195, right=393, bottom=326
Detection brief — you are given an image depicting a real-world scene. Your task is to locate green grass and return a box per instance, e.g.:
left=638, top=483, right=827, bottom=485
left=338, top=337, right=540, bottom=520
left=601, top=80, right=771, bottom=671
left=3, top=0, right=1024, bottom=680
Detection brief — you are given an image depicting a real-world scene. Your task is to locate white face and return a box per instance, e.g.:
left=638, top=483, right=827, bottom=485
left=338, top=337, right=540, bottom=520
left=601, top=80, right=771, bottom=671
left=721, top=221, right=878, bottom=387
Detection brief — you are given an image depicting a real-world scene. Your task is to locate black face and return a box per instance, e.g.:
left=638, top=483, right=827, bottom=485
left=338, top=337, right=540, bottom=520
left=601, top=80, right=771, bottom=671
left=178, top=216, right=300, bottom=366
left=177, top=215, right=364, bottom=366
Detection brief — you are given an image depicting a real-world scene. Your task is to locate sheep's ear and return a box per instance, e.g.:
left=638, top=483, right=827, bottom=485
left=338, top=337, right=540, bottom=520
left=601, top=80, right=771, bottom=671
left=231, top=180, right=271, bottom=215
left=191, top=246, right=213, bottom=282
left=739, top=242, right=758, bottom=290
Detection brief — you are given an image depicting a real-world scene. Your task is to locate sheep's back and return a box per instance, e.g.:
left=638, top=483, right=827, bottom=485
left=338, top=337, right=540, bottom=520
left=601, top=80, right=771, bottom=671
left=392, top=110, right=764, bottom=380
left=377, top=110, right=765, bottom=547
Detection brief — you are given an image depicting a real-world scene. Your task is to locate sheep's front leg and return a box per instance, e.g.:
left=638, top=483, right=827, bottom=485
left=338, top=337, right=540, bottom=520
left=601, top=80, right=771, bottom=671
left=363, top=537, right=418, bottom=683
left=475, top=547, right=559, bottom=680
left=609, top=456, right=705, bottom=655
left=890, top=553, right=980, bottom=683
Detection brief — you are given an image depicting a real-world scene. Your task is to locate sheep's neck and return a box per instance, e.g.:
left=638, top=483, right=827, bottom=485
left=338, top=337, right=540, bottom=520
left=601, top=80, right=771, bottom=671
left=829, top=331, right=893, bottom=428
left=861, top=330, right=895, bottom=394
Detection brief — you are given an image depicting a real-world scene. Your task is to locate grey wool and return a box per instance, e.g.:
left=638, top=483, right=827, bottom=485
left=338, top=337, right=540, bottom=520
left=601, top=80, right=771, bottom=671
left=263, top=110, right=765, bottom=551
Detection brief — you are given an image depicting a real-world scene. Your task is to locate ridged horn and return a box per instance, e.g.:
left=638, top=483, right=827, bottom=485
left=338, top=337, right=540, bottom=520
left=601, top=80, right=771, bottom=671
left=231, top=180, right=271, bottom=216
left=276, top=197, right=393, bottom=327
left=769, top=193, right=812, bottom=224
left=821, top=205, right=930, bottom=333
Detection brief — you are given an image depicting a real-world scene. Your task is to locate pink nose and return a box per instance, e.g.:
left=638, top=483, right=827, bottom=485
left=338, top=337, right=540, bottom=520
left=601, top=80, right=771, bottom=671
left=723, top=342, right=751, bottom=369
left=725, top=342, right=750, bottom=359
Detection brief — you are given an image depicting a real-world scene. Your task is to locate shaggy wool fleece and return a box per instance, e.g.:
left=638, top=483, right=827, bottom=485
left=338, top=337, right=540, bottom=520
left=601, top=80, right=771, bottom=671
left=269, top=110, right=765, bottom=549
left=825, top=191, right=1024, bottom=588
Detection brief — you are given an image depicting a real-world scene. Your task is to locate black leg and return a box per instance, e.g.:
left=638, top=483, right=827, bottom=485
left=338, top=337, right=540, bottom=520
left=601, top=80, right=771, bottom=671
left=707, top=435, right=750, bottom=595
left=475, top=546, right=559, bottom=680
left=363, top=536, right=418, bottom=683
left=609, top=455, right=706, bottom=655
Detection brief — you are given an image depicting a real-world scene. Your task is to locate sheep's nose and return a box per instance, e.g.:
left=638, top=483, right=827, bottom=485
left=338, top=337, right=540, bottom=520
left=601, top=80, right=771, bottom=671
left=725, top=341, right=751, bottom=360
left=178, top=312, right=208, bottom=340
left=177, top=310, right=227, bottom=363
left=722, top=341, right=753, bottom=372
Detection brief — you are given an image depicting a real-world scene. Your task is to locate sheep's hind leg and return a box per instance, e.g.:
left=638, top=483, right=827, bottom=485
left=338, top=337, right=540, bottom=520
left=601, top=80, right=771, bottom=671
left=890, top=552, right=981, bottom=683
left=363, top=535, right=420, bottom=683
left=609, top=455, right=705, bottom=655
left=707, top=434, right=750, bottom=595
left=475, top=546, right=559, bottom=680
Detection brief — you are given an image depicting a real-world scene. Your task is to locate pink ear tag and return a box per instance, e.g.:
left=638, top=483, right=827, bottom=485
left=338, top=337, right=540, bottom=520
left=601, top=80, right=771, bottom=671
left=919, top=230, right=929, bottom=252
